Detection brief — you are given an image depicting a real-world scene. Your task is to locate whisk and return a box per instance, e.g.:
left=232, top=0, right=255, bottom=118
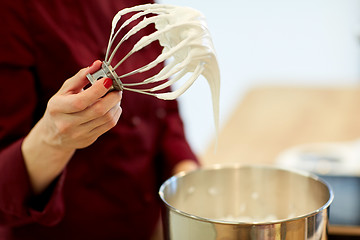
left=86, top=4, right=220, bottom=130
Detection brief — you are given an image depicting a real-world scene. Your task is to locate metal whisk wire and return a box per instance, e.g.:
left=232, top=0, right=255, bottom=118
left=86, top=3, right=220, bottom=133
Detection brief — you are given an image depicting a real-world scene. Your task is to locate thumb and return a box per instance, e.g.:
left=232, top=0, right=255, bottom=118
left=54, top=77, right=114, bottom=114
left=58, top=60, right=103, bottom=94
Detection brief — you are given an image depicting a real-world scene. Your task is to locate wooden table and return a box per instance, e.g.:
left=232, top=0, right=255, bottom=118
left=200, top=86, right=360, bottom=237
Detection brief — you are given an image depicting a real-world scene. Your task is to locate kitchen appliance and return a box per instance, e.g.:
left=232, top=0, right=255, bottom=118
left=159, top=165, right=333, bottom=240
left=277, top=140, right=360, bottom=228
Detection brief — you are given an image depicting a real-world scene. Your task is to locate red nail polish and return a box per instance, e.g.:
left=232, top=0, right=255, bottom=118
left=103, top=78, right=113, bottom=89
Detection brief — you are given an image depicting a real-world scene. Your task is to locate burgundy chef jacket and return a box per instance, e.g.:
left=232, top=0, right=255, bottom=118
left=0, top=0, right=198, bottom=239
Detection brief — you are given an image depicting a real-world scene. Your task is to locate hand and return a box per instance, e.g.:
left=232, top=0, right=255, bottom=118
left=41, top=60, right=122, bottom=150
left=22, top=60, right=122, bottom=194
left=172, top=160, right=199, bottom=175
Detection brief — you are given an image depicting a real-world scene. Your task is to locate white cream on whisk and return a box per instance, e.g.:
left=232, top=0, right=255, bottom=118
left=89, top=4, right=220, bottom=134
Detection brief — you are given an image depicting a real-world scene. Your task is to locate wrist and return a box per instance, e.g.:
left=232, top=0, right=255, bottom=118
left=22, top=119, right=75, bottom=194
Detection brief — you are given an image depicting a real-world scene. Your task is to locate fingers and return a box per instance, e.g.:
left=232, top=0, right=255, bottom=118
left=63, top=104, right=122, bottom=149
left=88, top=102, right=123, bottom=136
left=42, top=61, right=123, bottom=150
left=67, top=101, right=122, bottom=149
left=78, top=91, right=123, bottom=142
left=59, top=60, right=102, bottom=94
left=61, top=77, right=114, bottom=113
left=74, top=90, right=123, bottom=124
left=53, top=59, right=118, bottom=114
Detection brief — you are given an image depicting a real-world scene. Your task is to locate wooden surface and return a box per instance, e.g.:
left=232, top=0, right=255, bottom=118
left=201, top=86, right=360, bottom=166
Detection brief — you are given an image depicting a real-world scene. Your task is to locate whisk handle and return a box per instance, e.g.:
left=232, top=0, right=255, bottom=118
left=86, top=62, right=123, bottom=91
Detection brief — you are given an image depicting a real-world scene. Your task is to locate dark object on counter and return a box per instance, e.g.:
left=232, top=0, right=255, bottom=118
left=319, top=175, right=360, bottom=226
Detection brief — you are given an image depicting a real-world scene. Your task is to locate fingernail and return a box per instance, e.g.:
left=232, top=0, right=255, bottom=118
left=103, top=78, right=113, bottom=89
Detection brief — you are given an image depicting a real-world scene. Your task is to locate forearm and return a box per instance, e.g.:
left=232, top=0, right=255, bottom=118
left=21, top=62, right=122, bottom=195
left=21, top=118, right=75, bottom=195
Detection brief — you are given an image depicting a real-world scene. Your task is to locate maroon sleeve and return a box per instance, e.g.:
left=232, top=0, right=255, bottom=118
left=0, top=139, right=66, bottom=227
left=160, top=99, right=199, bottom=176
left=0, top=1, right=65, bottom=227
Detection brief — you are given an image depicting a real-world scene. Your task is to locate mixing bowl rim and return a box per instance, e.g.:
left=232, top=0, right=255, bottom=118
left=159, top=163, right=334, bottom=225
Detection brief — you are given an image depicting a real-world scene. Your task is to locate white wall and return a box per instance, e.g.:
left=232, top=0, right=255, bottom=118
left=158, top=0, right=360, bottom=155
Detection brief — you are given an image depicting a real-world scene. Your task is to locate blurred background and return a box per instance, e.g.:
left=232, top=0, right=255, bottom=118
left=158, top=0, right=360, bottom=155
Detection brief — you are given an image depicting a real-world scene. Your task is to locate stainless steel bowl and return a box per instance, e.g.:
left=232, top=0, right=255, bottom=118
left=159, top=164, right=333, bottom=240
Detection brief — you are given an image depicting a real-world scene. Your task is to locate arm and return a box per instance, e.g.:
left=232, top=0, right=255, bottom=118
left=22, top=61, right=122, bottom=194
left=0, top=1, right=124, bottom=227
left=172, top=160, right=199, bottom=175
left=0, top=61, right=122, bottom=226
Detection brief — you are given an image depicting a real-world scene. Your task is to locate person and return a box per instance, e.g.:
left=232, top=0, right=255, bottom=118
left=0, top=0, right=199, bottom=239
